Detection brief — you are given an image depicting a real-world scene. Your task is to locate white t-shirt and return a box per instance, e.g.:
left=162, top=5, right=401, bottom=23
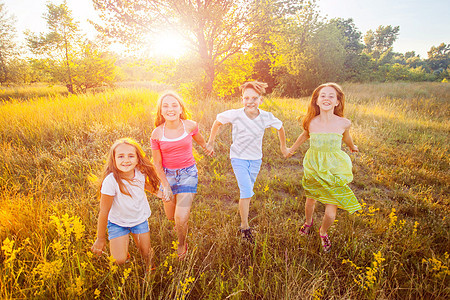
left=217, top=108, right=283, bottom=160
left=101, top=169, right=151, bottom=227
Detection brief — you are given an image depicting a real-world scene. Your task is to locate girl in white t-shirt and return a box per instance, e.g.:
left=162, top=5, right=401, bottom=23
left=91, top=138, right=161, bottom=270
left=206, top=81, right=288, bottom=243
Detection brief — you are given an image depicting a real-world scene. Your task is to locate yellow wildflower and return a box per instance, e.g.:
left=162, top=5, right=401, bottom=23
left=388, top=208, right=397, bottom=228
left=312, top=288, right=323, bottom=300
left=412, top=221, right=419, bottom=235
left=33, top=259, right=64, bottom=281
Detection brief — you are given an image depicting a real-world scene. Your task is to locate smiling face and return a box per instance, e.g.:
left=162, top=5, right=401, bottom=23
left=114, top=143, right=138, bottom=178
left=242, top=88, right=262, bottom=112
left=161, top=95, right=182, bottom=121
left=316, top=86, right=339, bottom=112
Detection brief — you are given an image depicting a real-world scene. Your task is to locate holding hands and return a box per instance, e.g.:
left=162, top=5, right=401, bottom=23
left=284, top=147, right=295, bottom=158
left=349, top=145, right=358, bottom=153
left=161, top=185, right=174, bottom=202
left=203, top=142, right=214, bottom=157
left=280, top=146, right=291, bottom=158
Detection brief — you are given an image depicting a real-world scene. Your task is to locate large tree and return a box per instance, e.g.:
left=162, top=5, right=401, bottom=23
left=269, top=1, right=346, bottom=96
left=427, top=43, right=449, bottom=72
left=91, top=0, right=302, bottom=95
left=363, top=25, right=400, bottom=61
left=329, top=18, right=368, bottom=81
left=26, top=1, right=117, bottom=92
left=0, top=2, right=17, bottom=84
left=26, top=1, right=79, bottom=92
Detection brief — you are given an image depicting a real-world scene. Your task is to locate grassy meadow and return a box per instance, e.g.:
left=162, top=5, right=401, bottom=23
left=0, top=82, right=449, bottom=299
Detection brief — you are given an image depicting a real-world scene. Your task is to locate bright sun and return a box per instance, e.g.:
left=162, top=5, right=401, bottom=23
left=149, top=30, right=189, bottom=59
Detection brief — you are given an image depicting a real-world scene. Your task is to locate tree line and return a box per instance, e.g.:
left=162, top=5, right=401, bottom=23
left=0, top=0, right=448, bottom=97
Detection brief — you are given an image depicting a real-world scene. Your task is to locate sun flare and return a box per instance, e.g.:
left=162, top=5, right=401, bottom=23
left=149, top=30, right=189, bottom=59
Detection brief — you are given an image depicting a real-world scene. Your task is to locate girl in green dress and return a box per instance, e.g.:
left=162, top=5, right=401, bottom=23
left=286, top=83, right=360, bottom=252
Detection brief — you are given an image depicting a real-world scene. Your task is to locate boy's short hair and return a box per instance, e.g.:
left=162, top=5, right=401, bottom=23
left=239, top=81, right=268, bottom=96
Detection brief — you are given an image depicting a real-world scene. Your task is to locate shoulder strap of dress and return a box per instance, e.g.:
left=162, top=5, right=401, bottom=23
left=181, top=119, right=187, bottom=133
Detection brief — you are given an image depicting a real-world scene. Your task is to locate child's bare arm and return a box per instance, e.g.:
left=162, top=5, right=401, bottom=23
left=286, top=131, right=309, bottom=157
left=277, top=126, right=288, bottom=157
left=192, top=129, right=213, bottom=156
left=205, top=120, right=223, bottom=154
left=343, top=129, right=358, bottom=152
left=145, top=181, right=163, bottom=198
left=151, top=148, right=173, bottom=202
left=91, top=194, right=114, bottom=256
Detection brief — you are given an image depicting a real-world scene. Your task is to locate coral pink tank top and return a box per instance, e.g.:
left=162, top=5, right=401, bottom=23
left=151, top=120, right=198, bottom=169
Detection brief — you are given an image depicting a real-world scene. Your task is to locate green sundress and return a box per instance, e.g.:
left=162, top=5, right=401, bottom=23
left=302, top=133, right=361, bottom=213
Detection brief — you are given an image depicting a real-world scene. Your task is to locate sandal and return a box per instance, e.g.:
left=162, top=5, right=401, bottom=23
left=319, top=228, right=331, bottom=252
left=299, top=219, right=313, bottom=236
left=241, top=228, right=255, bottom=244
left=178, top=243, right=188, bottom=260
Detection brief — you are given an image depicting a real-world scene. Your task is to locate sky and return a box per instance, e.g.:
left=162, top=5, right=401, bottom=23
left=3, top=0, right=450, bottom=58
left=317, top=0, right=449, bottom=57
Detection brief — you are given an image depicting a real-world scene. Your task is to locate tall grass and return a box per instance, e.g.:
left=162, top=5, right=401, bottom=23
left=0, top=83, right=449, bottom=299
left=0, top=83, right=69, bottom=100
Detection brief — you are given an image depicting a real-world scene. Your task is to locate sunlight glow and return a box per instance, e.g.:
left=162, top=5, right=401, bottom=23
left=148, top=31, right=189, bottom=59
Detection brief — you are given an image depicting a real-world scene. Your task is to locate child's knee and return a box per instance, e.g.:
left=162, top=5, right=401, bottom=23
left=175, top=214, right=189, bottom=225
left=306, top=198, right=316, bottom=206
left=324, top=208, right=337, bottom=220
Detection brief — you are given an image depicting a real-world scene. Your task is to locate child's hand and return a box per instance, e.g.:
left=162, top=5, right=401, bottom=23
left=205, top=142, right=214, bottom=157
left=280, top=146, right=289, bottom=158
left=350, top=145, right=358, bottom=153
left=91, top=238, right=106, bottom=256
left=162, top=185, right=174, bottom=202
left=284, top=147, right=295, bottom=158
left=155, top=189, right=163, bottom=199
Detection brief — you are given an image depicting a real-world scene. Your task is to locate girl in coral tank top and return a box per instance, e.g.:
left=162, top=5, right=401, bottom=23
left=151, top=91, right=212, bottom=259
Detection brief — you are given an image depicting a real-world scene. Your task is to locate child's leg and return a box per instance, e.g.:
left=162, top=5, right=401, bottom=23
left=174, top=193, right=194, bottom=255
left=163, top=199, right=176, bottom=221
left=319, top=204, right=337, bottom=235
left=305, top=197, right=316, bottom=225
left=239, top=197, right=251, bottom=229
left=131, top=232, right=153, bottom=269
left=231, top=159, right=262, bottom=230
left=109, top=235, right=130, bottom=264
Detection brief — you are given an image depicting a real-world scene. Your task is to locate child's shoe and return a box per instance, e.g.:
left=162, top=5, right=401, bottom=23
left=240, top=228, right=255, bottom=244
left=319, top=227, right=331, bottom=252
left=299, top=219, right=313, bottom=236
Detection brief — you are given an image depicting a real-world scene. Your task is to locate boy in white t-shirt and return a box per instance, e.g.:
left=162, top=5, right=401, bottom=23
left=206, top=81, right=288, bottom=243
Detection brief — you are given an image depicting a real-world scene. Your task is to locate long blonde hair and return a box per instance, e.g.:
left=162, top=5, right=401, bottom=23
left=302, top=82, right=345, bottom=132
left=154, top=91, right=190, bottom=127
left=98, top=138, right=159, bottom=197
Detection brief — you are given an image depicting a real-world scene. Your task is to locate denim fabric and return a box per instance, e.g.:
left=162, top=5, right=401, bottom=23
left=230, top=158, right=262, bottom=198
left=107, top=220, right=149, bottom=240
left=162, top=164, right=198, bottom=194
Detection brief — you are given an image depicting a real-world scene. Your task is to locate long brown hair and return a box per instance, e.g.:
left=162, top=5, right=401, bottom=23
left=98, top=138, right=159, bottom=197
left=302, top=82, right=345, bottom=132
left=154, top=91, right=190, bottom=127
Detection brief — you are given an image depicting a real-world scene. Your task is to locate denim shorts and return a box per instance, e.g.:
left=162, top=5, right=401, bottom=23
left=107, top=220, right=149, bottom=240
left=230, top=158, right=262, bottom=198
left=161, top=164, right=198, bottom=194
